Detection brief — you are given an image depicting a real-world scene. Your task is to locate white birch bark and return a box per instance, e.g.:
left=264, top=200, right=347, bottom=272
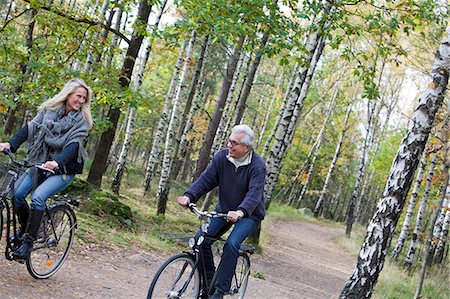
left=175, top=35, right=211, bottom=178
left=258, top=72, right=283, bottom=147
left=111, top=106, right=136, bottom=193
left=314, top=103, right=352, bottom=216
left=261, top=63, right=298, bottom=159
left=296, top=84, right=337, bottom=206
left=105, top=6, right=124, bottom=68
left=390, top=150, right=428, bottom=259
left=404, top=154, right=437, bottom=269
left=143, top=39, right=187, bottom=192
left=264, top=29, right=328, bottom=208
left=110, top=1, right=167, bottom=193
left=134, top=0, right=168, bottom=89
left=156, top=31, right=196, bottom=214
left=212, top=50, right=247, bottom=155
left=434, top=184, right=450, bottom=263
left=109, top=106, right=130, bottom=165
left=340, top=26, right=450, bottom=298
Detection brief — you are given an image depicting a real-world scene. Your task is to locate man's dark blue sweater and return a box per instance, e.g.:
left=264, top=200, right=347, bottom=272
left=185, top=148, right=266, bottom=221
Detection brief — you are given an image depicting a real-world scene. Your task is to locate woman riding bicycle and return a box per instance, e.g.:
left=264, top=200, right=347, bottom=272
left=177, top=124, right=266, bottom=299
left=0, top=78, right=93, bottom=261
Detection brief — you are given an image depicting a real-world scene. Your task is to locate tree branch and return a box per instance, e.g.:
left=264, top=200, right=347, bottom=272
left=22, top=0, right=130, bottom=44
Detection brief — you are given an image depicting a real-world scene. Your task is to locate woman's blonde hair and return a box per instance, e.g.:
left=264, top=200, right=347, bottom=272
left=39, top=78, right=93, bottom=128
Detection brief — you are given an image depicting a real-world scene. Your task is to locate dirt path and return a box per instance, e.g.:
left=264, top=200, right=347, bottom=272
left=0, top=220, right=355, bottom=298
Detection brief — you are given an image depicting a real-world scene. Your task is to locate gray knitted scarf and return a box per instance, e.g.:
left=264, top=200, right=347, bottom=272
left=26, top=106, right=89, bottom=165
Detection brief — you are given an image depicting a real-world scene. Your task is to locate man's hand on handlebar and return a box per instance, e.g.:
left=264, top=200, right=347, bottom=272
left=226, top=210, right=244, bottom=223
left=177, top=195, right=191, bottom=208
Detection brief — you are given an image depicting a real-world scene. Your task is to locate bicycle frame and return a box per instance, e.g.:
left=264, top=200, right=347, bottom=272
left=0, top=160, right=27, bottom=260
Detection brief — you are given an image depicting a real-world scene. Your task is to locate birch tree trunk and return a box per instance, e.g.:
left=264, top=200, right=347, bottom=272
left=233, top=32, right=269, bottom=126
left=193, top=37, right=245, bottom=180
left=414, top=158, right=449, bottom=299
left=261, top=62, right=298, bottom=159
left=339, top=27, right=450, bottom=298
left=434, top=183, right=450, bottom=263
left=211, top=49, right=246, bottom=155
left=143, top=40, right=187, bottom=192
left=296, top=85, right=337, bottom=206
left=404, top=154, right=437, bottom=269
left=428, top=115, right=450, bottom=262
left=264, top=30, right=327, bottom=208
left=111, top=107, right=136, bottom=192
left=156, top=31, right=196, bottom=215
left=390, top=150, right=428, bottom=259
left=257, top=72, right=283, bottom=147
left=314, top=103, right=352, bottom=217
left=110, top=2, right=167, bottom=194
left=172, top=34, right=210, bottom=178
left=87, top=0, right=153, bottom=187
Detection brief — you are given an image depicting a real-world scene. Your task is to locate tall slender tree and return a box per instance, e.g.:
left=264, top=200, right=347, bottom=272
left=339, top=26, right=450, bottom=299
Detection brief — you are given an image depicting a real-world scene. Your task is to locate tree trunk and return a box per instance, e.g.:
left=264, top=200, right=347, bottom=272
left=143, top=40, right=187, bottom=192
left=264, top=31, right=327, bottom=209
left=296, top=84, right=337, bottom=206
left=404, top=154, right=437, bottom=269
left=172, top=34, right=210, bottom=178
left=390, top=150, right=428, bottom=259
left=111, top=107, right=136, bottom=193
left=156, top=31, right=197, bottom=215
left=261, top=62, right=298, bottom=159
left=87, top=0, right=153, bottom=187
left=314, top=103, right=352, bottom=217
left=212, top=50, right=247, bottom=156
left=192, top=37, right=245, bottom=180
left=233, top=32, right=269, bottom=126
left=257, top=72, right=282, bottom=147
left=433, top=183, right=450, bottom=263
left=339, top=27, right=449, bottom=298
left=414, top=157, right=448, bottom=299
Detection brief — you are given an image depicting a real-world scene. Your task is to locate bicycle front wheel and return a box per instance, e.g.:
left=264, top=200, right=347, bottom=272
left=147, top=253, right=200, bottom=299
left=230, top=253, right=251, bottom=299
left=26, top=204, right=76, bottom=279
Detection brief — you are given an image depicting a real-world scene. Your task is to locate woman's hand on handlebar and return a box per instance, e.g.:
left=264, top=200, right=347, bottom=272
left=0, top=142, right=11, bottom=153
left=177, top=195, right=191, bottom=208
left=37, top=160, right=59, bottom=173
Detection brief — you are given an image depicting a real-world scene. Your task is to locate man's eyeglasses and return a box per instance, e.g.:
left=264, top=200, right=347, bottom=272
left=227, top=139, right=242, bottom=147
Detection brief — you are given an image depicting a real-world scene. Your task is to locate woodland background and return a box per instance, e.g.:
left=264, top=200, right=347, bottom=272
left=0, top=0, right=449, bottom=298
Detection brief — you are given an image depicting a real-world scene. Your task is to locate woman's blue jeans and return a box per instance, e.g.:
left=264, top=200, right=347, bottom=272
left=196, top=216, right=259, bottom=294
left=14, top=172, right=75, bottom=211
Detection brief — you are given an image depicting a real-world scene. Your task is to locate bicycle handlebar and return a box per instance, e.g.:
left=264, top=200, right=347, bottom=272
left=2, top=148, right=59, bottom=174
left=188, top=203, right=228, bottom=219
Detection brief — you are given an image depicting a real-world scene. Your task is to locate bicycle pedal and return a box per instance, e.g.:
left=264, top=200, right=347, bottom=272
left=12, top=257, right=26, bottom=264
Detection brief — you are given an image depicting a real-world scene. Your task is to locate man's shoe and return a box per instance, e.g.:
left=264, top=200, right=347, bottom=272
left=209, top=290, right=224, bottom=299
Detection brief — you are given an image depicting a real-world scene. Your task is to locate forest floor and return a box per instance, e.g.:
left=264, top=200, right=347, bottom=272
left=0, top=219, right=356, bottom=299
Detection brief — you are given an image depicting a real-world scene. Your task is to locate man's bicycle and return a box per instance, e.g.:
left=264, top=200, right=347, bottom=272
left=0, top=149, right=79, bottom=279
left=147, top=203, right=254, bottom=299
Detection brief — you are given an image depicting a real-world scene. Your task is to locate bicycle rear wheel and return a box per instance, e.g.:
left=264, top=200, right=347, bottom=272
left=147, top=253, right=200, bottom=299
left=230, top=253, right=251, bottom=298
left=26, top=204, right=76, bottom=279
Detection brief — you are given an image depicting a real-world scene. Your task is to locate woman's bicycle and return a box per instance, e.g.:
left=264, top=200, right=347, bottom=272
left=0, top=149, right=79, bottom=279
left=147, top=203, right=254, bottom=299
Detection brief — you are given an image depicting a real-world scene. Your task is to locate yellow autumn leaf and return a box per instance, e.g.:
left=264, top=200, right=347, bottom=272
left=428, top=82, right=436, bottom=89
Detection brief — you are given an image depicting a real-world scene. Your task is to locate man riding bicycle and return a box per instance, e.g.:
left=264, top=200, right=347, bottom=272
left=177, top=124, right=266, bottom=299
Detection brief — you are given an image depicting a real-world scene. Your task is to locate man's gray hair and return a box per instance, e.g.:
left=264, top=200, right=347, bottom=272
left=232, top=124, right=255, bottom=148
